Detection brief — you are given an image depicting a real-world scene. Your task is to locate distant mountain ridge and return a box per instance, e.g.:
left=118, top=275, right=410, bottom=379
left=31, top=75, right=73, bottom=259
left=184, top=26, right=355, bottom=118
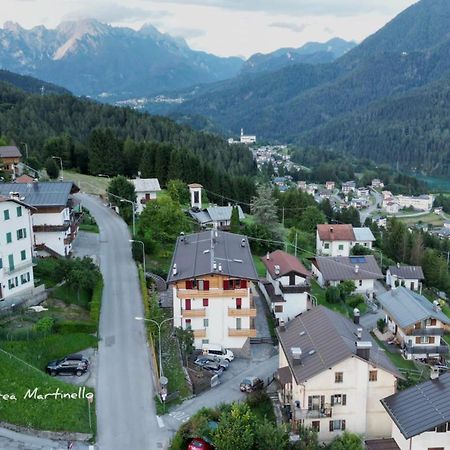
left=172, top=0, right=450, bottom=176
left=241, top=38, right=356, bottom=74
left=0, top=19, right=243, bottom=100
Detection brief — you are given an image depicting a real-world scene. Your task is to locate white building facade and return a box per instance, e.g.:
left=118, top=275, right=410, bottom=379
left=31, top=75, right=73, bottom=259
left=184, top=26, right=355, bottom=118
left=131, top=178, right=161, bottom=214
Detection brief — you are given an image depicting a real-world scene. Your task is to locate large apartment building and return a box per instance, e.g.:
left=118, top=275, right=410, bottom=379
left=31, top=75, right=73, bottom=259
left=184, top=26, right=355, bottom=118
left=167, top=230, right=259, bottom=355
left=276, top=306, right=401, bottom=443
left=0, top=182, right=81, bottom=257
left=0, top=196, right=35, bottom=301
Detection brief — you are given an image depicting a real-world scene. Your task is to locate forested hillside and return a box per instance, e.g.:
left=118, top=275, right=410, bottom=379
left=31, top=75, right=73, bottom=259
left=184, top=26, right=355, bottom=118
left=0, top=70, right=70, bottom=95
left=0, top=79, right=256, bottom=203
left=173, top=0, right=450, bottom=176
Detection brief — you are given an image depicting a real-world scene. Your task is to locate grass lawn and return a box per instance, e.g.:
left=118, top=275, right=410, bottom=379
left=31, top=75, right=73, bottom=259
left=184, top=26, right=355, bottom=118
left=371, top=334, right=419, bottom=372
left=79, top=223, right=99, bottom=233
left=311, top=280, right=349, bottom=317
left=252, top=255, right=266, bottom=278
left=0, top=351, right=95, bottom=434
left=65, top=170, right=109, bottom=196
left=397, top=213, right=445, bottom=227
left=53, top=285, right=91, bottom=309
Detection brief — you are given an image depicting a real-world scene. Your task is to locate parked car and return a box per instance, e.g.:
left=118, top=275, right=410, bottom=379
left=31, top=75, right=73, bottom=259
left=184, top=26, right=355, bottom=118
left=201, top=361, right=224, bottom=376
left=195, top=355, right=229, bottom=370
left=202, top=343, right=234, bottom=362
left=188, top=437, right=214, bottom=450
left=46, top=354, right=89, bottom=377
left=240, top=376, right=264, bottom=392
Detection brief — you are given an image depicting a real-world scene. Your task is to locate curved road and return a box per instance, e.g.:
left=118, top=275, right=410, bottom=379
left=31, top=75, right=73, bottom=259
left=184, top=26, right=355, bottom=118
left=78, top=194, right=168, bottom=450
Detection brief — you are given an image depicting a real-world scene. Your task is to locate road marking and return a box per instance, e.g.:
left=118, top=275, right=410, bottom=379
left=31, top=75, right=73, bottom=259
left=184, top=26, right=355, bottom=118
left=169, top=411, right=190, bottom=423
left=156, top=416, right=165, bottom=428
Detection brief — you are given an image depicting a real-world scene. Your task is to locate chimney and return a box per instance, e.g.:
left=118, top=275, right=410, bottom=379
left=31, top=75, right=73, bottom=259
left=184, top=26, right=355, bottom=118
left=355, top=341, right=372, bottom=360
left=353, top=307, right=360, bottom=324
left=266, top=252, right=270, bottom=260
left=274, top=265, right=280, bottom=276
left=180, top=231, right=185, bottom=242
left=397, top=262, right=400, bottom=268
left=291, top=347, right=302, bottom=365
left=241, top=238, right=246, bottom=247
left=354, top=264, right=359, bottom=274
left=279, top=320, right=286, bottom=332
left=218, top=263, right=222, bottom=272
left=433, top=300, right=441, bottom=312
left=213, top=261, right=217, bottom=271
left=330, top=226, right=334, bottom=233
left=172, top=264, right=177, bottom=276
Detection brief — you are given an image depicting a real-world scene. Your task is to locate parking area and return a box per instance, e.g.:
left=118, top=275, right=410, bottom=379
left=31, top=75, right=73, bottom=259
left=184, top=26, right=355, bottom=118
left=72, top=231, right=100, bottom=262
left=54, top=348, right=97, bottom=389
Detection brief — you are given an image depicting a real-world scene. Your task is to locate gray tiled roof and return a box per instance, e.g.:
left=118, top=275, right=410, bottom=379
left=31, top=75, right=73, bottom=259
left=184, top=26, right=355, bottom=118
left=277, top=306, right=400, bottom=384
left=0, top=182, right=77, bottom=207
left=313, top=255, right=383, bottom=281
left=381, top=373, right=450, bottom=439
left=354, top=227, right=376, bottom=242
left=0, top=146, right=21, bottom=158
left=388, top=265, right=424, bottom=280
left=189, top=206, right=244, bottom=225
left=166, top=230, right=258, bottom=283
left=131, top=178, right=161, bottom=193
left=365, top=439, right=400, bottom=450
left=377, top=287, right=450, bottom=328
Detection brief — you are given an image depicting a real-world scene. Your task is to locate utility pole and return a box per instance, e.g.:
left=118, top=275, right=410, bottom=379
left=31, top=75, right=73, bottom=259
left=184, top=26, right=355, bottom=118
left=294, top=231, right=298, bottom=257
left=282, top=207, right=285, bottom=227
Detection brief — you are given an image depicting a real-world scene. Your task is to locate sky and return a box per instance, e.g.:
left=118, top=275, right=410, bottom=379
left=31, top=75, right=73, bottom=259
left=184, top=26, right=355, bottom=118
left=2, top=0, right=419, bottom=58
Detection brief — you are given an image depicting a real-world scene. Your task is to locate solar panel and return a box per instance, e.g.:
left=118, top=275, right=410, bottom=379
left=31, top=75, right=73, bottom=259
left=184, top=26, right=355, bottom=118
left=350, top=256, right=366, bottom=264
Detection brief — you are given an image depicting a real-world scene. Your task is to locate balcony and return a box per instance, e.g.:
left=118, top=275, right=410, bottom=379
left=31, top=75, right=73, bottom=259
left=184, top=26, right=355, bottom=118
left=279, top=282, right=310, bottom=295
left=177, top=288, right=248, bottom=299
left=406, top=328, right=444, bottom=336
left=33, top=223, right=70, bottom=233
left=406, top=342, right=449, bottom=355
left=182, top=308, right=206, bottom=318
left=228, top=327, right=257, bottom=337
left=4, top=259, right=33, bottom=274
left=228, top=307, right=257, bottom=317
left=193, top=329, right=207, bottom=338
left=295, top=405, right=333, bottom=420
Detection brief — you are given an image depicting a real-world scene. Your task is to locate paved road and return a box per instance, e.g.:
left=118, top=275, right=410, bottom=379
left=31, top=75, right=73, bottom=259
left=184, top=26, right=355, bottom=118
left=78, top=194, right=168, bottom=450
left=360, top=190, right=383, bottom=224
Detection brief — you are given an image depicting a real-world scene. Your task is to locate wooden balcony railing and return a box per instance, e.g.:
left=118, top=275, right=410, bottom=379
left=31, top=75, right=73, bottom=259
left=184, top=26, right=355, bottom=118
left=182, top=309, right=206, bottom=318
left=193, top=329, right=207, bottom=338
left=228, top=328, right=257, bottom=337
left=228, top=308, right=257, bottom=317
left=178, top=288, right=248, bottom=299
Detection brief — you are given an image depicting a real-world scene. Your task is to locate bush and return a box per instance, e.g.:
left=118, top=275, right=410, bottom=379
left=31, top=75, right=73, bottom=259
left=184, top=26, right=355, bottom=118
left=346, top=294, right=365, bottom=309
left=325, top=286, right=341, bottom=304
left=89, top=279, right=103, bottom=328
left=377, top=318, right=386, bottom=333
left=56, top=321, right=97, bottom=334
left=34, top=316, right=55, bottom=334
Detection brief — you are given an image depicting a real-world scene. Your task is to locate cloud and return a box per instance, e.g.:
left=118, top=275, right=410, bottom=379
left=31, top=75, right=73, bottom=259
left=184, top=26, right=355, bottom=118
left=168, top=27, right=206, bottom=39
left=153, top=0, right=416, bottom=17
left=65, top=3, right=171, bottom=24
left=269, top=22, right=308, bottom=33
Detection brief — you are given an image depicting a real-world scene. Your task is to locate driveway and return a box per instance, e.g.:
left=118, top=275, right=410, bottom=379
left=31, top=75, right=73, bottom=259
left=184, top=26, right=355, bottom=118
left=77, top=194, right=169, bottom=450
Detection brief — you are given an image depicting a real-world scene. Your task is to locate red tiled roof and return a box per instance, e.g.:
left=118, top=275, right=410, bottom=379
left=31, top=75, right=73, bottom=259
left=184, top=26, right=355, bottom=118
left=14, top=174, right=35, bottom=183
left=317, top=224, right=355, bottom=241
left=261, top=250, right=310, bottom=279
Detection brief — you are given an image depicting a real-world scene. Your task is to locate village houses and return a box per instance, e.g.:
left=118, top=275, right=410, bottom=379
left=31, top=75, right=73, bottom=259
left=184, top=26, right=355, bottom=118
left=386, top=264, right=424, bottom=291
left=131, top=177, right=161, bottom=214
left=167, top=230, right=258, bottom=356
left=276, top=306, right=401, bottom=443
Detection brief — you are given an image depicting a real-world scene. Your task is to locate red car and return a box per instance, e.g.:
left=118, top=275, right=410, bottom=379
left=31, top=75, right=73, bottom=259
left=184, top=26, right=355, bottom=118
left=188, top=438, right=214, bottom=450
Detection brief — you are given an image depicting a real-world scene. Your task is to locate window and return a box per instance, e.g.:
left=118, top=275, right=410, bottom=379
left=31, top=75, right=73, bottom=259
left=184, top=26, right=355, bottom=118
left=436, top=424, right=447, bottom=433
left=145, top=193, right=150, bottom=200
left=187, top=279, right=210, bottom=290
left=202, top=339, right=209, bottom=345
left=430, top=319, right=437, bottom=326
left=331, top=394, right=346, bottom=406
left=335, top=372, right=343, bottom=383
left=203, top=319, right=209, bottom=328
left=8, top=254, right=14, bottom=271
left=420, top=336, right=430, bottom=344
left=0, top=258, right=2, bottom=269
left=308, top=395, right=325, bottom=411
left=236, top=298, right=242, bottom=309
left=358, top=280, right=363, bottom=287
left=224, top=279, right=247, bottom=290
left=17, top=228, right=26, bottom=240
left=185, top=299, right=191, bottom=310
left=289, top=273, right=296, bottom=286
left=324, top=243, right=330, bottom=249
left=16, top=206, right=22, bottom=217
left=338, top=244, right=344, bottom=251
left=185, top=319, right=192, bottom=330
left=329, top=420, right=346, bottom=431
left=20, top=250, right=26, bottom=261
left=203, top=298, right=209, bottom=307
left=311, top=421, right=320, bottom=432
left=274, top=305, right=283, bottom=313
left=3, top=209, right=9, bottom=220
left=6, top=232, right=12, bottom=244
left=8, top=278, right=16, bottom=289
left=236, top=318, right=242, bottom=330
left=20, top=272, right=30, bottom=284
left=369, top=370, right=378, bottom=382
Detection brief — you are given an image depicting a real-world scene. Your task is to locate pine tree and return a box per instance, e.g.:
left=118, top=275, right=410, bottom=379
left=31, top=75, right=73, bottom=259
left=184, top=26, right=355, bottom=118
left=230, top=206, right=240, bottom=233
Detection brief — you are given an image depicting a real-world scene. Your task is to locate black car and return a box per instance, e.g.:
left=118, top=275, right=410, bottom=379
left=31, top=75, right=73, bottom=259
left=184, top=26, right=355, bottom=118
left=46, top=354, right=89, bottom=377
left=194, top=355, right=229, bottom=370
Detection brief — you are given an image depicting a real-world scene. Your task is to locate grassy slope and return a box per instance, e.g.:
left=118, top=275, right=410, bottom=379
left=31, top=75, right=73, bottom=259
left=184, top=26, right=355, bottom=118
left=65, top=171, right=109, bottom=196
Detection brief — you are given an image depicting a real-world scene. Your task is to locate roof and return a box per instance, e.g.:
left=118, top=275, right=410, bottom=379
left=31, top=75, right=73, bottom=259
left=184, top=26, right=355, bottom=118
left=0, top=146, right=21, bottom=158
left=364, top=439, right=400, bottom=450
left=354, top=227, right=376, bottom=242
left=377, top=287, right=450, bottom=328
left=381, top=373, right=450, bottom=439
left=131, top=178, right=161, bottom=193
left=261, top=250, right=310, bottom=279
left=189, top=206, right=245, bottom=225
left=277, top=306, right=401, bottom=384
left=0, top=182, right=78, bottom=207
left=14, top=174, right=35, bottom=184
left=388, top=265, right=424, bottom=280
left=317, top=224, right=355, bottom=241
left=262, top=281, right=285, bottom=303
left=166, top=230, right=258, bottom=283
left=0, top=195, right=34, bottom=210
left=188, top=183, right=203, bottom=188
left=312, top=255, right=383, bottom=281
left=277, top=366, right=292, bottom=385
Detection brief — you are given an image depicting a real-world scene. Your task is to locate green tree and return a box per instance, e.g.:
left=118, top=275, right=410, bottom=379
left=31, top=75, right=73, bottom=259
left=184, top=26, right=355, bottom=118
left=254, top=419, right=289, bottom=450
left=329, top=432, right=364, bottom=450
left=292, top=425, right=320, bottom=450
left=299, top=206, right=326, bottom=233
left=167, top=179, right=190, bottom=205
left=88, top=128, right=123, bottom=176
left=325, top=286, right=342, bottom=304
left=339, top=280, right=357, bottom=300
left=251, top=185, right=279, bottom=228
left=45, top=157, right=60, bottom=179
left=230, top=206, right=241, bottom=234
left=107, top=176, right=136, bottom=224
left=214, top=403, right=255, bottom=450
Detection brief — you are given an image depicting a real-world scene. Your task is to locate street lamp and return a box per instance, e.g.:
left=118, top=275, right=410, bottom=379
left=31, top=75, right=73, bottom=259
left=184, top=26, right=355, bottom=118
left=51, top=156, right=63, bottom=180
left=129, top=239, right=145, bottom=274
left=135, top=316, right=174, bottom=378
left=107, top=192, right=137, bottom=236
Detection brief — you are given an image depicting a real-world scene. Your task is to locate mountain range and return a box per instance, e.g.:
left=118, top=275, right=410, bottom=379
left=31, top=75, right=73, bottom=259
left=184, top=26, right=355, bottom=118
left=173, top=0, right=450, bottom=176
left=0, top=19, right=243, bottom=100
